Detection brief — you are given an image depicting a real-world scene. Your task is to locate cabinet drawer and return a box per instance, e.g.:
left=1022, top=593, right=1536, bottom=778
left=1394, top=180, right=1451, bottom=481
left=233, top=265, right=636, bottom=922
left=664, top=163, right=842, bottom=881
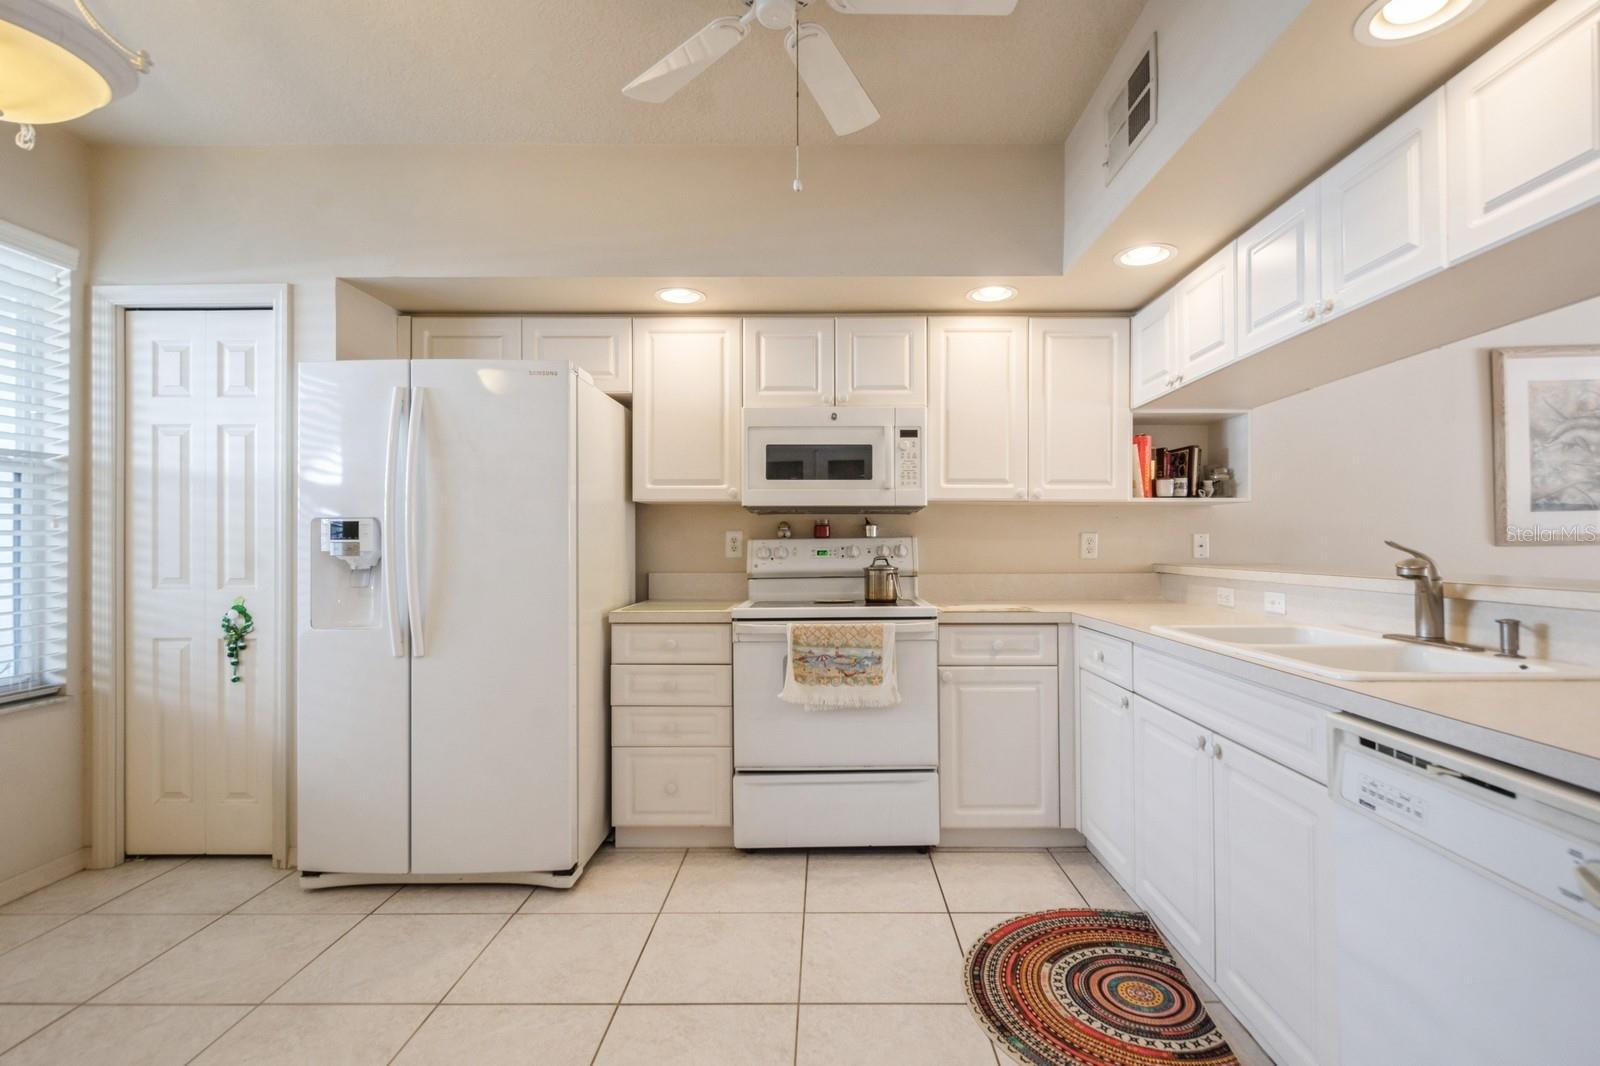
left=610, top=665, right=732, bottom=706
left=938, top=625, right=1057, bottom=665
left=612, top=747, right=732, bottom=827
left=612, top=624, right=732, bottom=665
left=1076, top=627, right=1133, bottom=688
left=612, top=705, right=732, bottom=747
left=1134, top=648, right=1330, bottom=783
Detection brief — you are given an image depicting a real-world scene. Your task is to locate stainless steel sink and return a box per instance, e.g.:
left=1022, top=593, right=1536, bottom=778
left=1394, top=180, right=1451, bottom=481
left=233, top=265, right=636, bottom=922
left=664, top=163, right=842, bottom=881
left=1151, top=624, right=1598, bottom=681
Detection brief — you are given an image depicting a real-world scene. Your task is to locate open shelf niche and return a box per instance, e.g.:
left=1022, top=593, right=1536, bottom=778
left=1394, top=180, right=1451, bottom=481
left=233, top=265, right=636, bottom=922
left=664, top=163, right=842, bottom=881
left=1130, top=409, right=1250, bottom=503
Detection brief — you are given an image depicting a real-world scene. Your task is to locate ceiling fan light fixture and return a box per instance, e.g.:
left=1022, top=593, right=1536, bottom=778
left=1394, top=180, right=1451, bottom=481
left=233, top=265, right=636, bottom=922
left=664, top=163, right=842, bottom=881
left=0, top=0, right=143, bottom=127
left=655, top=287, right=707, bottom=305
left=1115, top=243, right=1177, bottom=268
left=967, top=285, right=1017, bottom=304
left=1354, top=0, right=1485, bottom=45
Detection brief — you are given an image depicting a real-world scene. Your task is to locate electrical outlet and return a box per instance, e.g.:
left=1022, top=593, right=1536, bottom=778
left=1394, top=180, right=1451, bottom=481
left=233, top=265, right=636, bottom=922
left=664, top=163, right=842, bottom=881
left=1264, top=592, right=1287, bottom=615
left=1192, top=532, right=1210, bottom=560
left=724, top=530, right=744, bottom=559
left=1079, top=532, right=1099, bottom=560
left=1216, top=587, right=1235, bottom=608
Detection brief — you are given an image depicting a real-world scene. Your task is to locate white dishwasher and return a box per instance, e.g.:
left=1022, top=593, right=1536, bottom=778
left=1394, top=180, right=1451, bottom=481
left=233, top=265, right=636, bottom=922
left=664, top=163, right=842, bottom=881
left=1329, top=715, right=1600, bottom=1066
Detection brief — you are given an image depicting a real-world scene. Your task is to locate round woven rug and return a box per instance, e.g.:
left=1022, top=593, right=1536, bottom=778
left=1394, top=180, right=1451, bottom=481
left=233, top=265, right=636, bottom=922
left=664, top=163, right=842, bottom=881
left=964, top=909, right=1239, bottom=1066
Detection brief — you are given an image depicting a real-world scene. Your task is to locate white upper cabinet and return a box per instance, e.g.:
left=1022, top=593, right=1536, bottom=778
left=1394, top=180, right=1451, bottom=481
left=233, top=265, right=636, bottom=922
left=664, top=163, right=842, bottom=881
left=632, top=318, right=742, bottom=503
left=927, top=317, right=1029, bottom=501
left=412, top=316, right=522, bottom=359
left=835, top=316, right=928, bottom=406
left=1447, top=0, right=1600, bottom=260
left=741, top=317, right=835, bottom=407
left=1028, top=318, right=1131, bottom=501
left=1320, top=90, right=1447, bottom=319
left=1237, top=186, right=1321, bottom=358
left=1174, top=241, right=1238, bottom=380
left=522, top=316, right=633, bottom=395
left=1130, top=290, right=1176, bottom=408
left=939, top=665, right=1059, bottom=829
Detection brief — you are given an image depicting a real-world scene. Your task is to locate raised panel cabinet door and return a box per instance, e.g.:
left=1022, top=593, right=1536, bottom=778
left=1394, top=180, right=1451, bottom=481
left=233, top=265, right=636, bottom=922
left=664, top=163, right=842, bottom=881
left=927, top=316, right=1028, bottom=500
left=1130, top=290, right=1177, bottom=406
left=1237, top=185, right=1321, bottom=358
left=632, top=317, right=742, bottom=502
left=1132, top=695, right=1216, bottom=978
left=1320, top=90, right=1447, bottom=318
left=835, top=316, right=928, bottom=405
left=1077, top=670, right=1135, bottom=886
left=939, top=666, right=1059, bottom=829
left=1028, top=318, right=1131, bottom=501
left=1174, top=241, right=1238, bottom=378
left=522, top=316, right=632, bottom=394
left=1213, top=738, right=1336, bottom=1066
left=1447, top=0, right=1600, bottom=260
left=411, top=316, right=522, bottom=359
left=742, top=316, right=834, bottom=406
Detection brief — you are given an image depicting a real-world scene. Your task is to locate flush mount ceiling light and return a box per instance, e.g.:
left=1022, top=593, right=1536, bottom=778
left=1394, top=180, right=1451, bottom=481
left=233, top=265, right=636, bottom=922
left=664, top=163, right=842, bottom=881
left=655, top=287, right=707, bottom=305
left=966, top=285, right=1017, bottom=304
left=1115, top=243, right=1177, bottom=268
left=1354, top=0, right=1486, bottom=46
left=0, top=0, right=149, bottom=150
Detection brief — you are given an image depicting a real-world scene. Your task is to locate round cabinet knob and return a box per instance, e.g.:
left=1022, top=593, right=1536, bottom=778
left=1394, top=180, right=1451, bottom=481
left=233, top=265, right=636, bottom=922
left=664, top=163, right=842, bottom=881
left=1321, top=298, right=1335, bottom=315
left=1119, top=696, right=1130, bottom=709
left=941, top=671, right=953, bottom=684
left=664, top=638, right=678, bottom=650
left=1212, top=741, right=1224, bottom=760
left=727, top=488, right=738, bottom=499
left=1302, top=305, right=1317, bottom=322
left=1195, top=735, right=1207, bottom=750
left=1032, top=490, right=1043, bottom=499
left=1014, top=490, right=1026, bottom=499
left=1174, top=374, right=1185, bottom=384
left=992, top=640, right=1004, bottom=652
left=663, top=781, right=679, bottom=796
left=1578, top=861, right=1600, bottom=909
left=1094, top=651, right=1105, bottom=663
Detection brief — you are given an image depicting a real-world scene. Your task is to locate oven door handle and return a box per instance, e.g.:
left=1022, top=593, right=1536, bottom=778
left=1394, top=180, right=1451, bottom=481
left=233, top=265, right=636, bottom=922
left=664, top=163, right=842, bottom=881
left=779, top=654, right=789, bottom=686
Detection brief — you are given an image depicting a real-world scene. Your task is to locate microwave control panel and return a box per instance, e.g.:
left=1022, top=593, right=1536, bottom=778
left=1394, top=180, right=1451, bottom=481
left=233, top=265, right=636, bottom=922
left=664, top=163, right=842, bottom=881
left=897, top=428, right=922, bottom=489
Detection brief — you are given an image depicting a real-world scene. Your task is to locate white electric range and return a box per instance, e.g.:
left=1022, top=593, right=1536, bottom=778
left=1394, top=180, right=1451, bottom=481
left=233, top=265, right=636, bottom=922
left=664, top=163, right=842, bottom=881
left=730, top=537, right=940, bottom=849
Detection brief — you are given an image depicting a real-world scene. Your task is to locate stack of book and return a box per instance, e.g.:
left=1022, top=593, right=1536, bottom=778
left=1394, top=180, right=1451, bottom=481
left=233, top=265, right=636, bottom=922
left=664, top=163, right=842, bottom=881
left=1132, top=435, right=1201, bottom=498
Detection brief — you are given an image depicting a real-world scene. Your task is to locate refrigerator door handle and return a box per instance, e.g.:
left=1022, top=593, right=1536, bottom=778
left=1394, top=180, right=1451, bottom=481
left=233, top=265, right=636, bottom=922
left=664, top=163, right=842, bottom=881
left=383, top=386, right=407, bottom=657
left=404, top=385, right=427, bottom=658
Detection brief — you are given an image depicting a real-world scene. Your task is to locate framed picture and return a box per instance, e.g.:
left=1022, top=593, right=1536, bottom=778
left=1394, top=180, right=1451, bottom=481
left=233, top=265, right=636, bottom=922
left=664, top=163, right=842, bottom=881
left=1491, top=347, right=1600, bottom=546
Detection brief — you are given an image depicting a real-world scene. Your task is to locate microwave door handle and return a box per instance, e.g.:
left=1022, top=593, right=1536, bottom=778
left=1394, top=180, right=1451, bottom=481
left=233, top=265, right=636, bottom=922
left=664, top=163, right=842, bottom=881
left=383, top=385, right=406, bottom=657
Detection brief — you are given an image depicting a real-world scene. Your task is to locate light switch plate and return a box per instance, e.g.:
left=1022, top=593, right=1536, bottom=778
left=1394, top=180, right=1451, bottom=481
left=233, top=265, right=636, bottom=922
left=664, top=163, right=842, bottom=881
left=1192, top=532, right=1210, bottom=559
left=1080, top=532, right=1099, bottom=560
left=724, top=530, right=744, bottom=559
left=1264, top=591, right=1287, bottom=615
left=1216, top=587, right=1235, bottom=607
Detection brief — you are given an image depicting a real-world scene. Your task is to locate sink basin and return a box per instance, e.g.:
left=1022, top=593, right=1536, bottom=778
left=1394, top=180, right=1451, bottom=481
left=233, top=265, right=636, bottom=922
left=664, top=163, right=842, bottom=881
left=1151, top=624, right=1598, bottom=681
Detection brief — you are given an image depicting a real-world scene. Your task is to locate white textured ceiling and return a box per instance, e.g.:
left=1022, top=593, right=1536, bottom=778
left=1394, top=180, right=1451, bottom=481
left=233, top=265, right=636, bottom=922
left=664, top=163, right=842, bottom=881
left=64, top=0, right=1143, bottom=146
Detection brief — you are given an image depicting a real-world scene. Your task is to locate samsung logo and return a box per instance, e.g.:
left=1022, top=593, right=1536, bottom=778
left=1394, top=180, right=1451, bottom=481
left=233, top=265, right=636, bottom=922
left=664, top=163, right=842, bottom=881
left=529, top=370, right=558, bottom=377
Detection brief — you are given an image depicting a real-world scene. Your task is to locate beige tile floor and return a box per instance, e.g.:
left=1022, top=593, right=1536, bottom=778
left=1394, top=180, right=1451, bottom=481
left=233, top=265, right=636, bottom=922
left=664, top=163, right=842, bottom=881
left=0, top=848, right=1275, bottom=1065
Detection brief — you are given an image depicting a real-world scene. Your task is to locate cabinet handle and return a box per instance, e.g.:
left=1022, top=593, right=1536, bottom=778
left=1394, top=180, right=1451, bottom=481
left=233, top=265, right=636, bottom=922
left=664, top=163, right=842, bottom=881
left=1119, top=696, right=1130, bottom=709
left=663, top=781, right=679, bottom=796
left=664, top=638, right=678, bottom=650
left=1213, top=741, right=1224, bottom=761
left=1094, top=651, right=1105, bottom=663
left=663, top=680, right=678, bottom=692
left=1195, top=735, right=1208, bottom=751
left=1032, top=490, right=1043, bottom=499
left=1175, top=374, right=1184, bottom=384
left=941, top=671, right=953, bottom=684
left=991, top=640, right=1004, bottom=652
left=727, top=488, right=738, bottom=499
left=1014, top=489, right=1026, bottom=499
left=1301, top=305, right=1317, bottom=322
left=1321, top=298, right=1335, bottom=315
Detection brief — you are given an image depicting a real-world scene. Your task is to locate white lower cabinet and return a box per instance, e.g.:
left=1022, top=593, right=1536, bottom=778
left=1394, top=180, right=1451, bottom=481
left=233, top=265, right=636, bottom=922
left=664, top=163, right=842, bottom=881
left=1132, top=695, right=1217, bottom=977
left=939, top=665, right=1059, bottom=829
left=1077, top=669, right=1135, bottom=885
left=1213, top=736, right=1337, bottom=1066
left=612, top=747, right=732, bottom=827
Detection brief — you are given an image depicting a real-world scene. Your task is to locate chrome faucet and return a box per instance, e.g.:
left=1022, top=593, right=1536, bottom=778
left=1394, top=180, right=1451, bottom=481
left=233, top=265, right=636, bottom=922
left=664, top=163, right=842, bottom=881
left=1382, top=541, right=1484, bottom=651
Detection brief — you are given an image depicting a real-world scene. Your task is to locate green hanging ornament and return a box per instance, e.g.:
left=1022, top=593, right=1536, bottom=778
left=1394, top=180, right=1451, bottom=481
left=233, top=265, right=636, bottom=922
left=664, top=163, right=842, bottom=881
left=220, top=598, right=255, bottom=684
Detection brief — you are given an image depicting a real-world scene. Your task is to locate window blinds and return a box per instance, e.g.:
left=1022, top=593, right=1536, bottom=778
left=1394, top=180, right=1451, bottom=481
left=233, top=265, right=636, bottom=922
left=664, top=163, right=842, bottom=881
left=0, top=234, right=71, bottom=706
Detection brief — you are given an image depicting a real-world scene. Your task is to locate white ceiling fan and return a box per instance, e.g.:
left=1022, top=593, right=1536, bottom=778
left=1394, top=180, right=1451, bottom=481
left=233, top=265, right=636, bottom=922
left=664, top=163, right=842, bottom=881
left=622, top=0, right=1019, bottom=137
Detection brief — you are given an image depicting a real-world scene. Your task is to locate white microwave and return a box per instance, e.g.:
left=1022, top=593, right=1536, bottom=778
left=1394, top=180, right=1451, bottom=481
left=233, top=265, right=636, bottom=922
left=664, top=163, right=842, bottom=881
left=742, top=407, right=927, bottom=513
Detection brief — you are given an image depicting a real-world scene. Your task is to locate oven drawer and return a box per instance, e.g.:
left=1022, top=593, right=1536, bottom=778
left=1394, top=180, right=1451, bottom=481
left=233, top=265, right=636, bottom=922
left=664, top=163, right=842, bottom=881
left=733, top=771, right=939, bottom=848
left=612, top=747, right=732, bottom=827
left=938, top=624, right=1058, bottom=665
left=611, top=664, right=733, bottom=706
left=1076, top=627, right=1133, bottom=688
left=612, top=624, right=732, bottom=665
left=612, top=705, right=732, bottom=747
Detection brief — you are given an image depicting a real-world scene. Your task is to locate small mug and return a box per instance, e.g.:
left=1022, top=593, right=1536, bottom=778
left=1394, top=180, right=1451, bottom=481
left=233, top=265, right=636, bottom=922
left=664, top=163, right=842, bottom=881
left=1173, top=476, right=1190, bottom=497
left=1155, top=478, right=1176, bottom=498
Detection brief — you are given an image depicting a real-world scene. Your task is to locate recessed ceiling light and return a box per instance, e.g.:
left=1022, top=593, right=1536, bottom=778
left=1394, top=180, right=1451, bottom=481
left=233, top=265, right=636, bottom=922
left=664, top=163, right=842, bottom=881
left=655, top=287, right=706, bottom=305
left=1354, top=0, right=1485, bottom=45
left=966, top=285, right=1017, bottom=304
left=1115, top=244, right=1176, bottom=268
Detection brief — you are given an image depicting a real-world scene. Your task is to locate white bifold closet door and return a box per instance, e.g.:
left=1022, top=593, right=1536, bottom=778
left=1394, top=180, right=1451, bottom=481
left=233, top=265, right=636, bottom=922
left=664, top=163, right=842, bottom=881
left=125, top=309, right=278, bottom=855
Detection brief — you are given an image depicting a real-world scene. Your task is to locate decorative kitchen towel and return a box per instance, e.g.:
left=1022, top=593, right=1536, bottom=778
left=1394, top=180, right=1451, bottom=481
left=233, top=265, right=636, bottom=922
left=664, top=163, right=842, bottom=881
left=779, top=622, right=900, bottom=708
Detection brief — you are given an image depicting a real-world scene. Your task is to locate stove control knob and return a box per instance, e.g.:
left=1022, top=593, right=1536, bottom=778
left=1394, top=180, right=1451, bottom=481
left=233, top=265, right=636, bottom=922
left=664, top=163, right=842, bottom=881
left=775, top=546, right=790, bottom=560
left=893, top=544, right=908, bottom=558
left=844, top=545, right=861, bottom=558
left=756, top=547, right=772, bottom=560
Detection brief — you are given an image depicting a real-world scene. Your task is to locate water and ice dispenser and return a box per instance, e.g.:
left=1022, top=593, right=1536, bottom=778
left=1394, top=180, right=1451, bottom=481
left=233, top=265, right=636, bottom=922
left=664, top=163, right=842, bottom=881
left=310, top=517, right=383, bottom=628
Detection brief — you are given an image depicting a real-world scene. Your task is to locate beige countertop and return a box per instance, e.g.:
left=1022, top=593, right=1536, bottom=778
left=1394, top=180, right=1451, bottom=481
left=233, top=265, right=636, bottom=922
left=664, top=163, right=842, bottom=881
left=610, top=597, right=1600, bottom=789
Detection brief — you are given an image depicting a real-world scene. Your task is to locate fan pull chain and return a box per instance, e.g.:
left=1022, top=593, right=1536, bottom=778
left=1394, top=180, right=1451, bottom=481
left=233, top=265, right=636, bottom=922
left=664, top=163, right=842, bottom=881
left=793, top=4, right=803, bottom=192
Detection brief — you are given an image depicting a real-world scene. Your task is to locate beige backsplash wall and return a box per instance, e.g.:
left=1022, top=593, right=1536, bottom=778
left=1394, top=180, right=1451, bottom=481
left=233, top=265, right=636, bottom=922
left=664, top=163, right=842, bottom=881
left=640, top=294, right=1600, bottom=590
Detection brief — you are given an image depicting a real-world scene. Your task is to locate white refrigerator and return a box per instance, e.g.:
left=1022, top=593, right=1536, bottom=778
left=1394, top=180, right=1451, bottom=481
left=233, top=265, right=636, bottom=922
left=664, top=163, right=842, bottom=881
left=296, top=360, right=631, bottom=886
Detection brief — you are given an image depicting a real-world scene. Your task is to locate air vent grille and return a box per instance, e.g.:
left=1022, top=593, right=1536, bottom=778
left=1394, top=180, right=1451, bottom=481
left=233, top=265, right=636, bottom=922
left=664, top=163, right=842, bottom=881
left=1105, top=36, right=1157, bottom=182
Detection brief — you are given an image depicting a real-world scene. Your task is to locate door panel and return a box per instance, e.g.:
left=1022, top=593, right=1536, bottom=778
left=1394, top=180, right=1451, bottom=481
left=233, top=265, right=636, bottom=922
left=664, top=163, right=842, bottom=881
left=1028, top=318, right=1131, bottom=501
left=408, top=361, right=576, bottom=874
left=1174, top=242, right=1237, bottom=378
left=1237, top=188, right=1320, bottom=357
left=411, top=317, right=522, bottom=359
left=743, top=317, right=834, bottom=407
left=1131, top=291, right=1176, bottom=406
left=939, top=666, right=1059, bottom=828
left=927, top=317, right=1028, bottom=500
left=127, top=309, right=277, bottom=855
left=632, top=318, right=742, bottom=502
left=1078, top=671, right=1135, bottom=885
left=835, top=316, right=927, bottom=405
left=522, top=316, right=632, bottom=395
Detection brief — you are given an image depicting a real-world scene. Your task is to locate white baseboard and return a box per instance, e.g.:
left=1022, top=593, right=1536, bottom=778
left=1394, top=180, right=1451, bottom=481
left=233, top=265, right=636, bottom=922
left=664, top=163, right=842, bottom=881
left=614, top=827, right=736, bottom=849
left=0, top=848, right=87, bottom=907
left=936, top=828, right=1087, bottom=849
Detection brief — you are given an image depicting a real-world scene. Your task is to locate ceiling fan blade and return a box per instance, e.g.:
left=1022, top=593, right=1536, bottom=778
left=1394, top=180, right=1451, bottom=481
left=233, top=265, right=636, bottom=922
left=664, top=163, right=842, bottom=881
left=785, top=23, right=881, bottom=136
left=622, top=16, right=749, bottom=103
left=825, top=0, right=1018, bottom=14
